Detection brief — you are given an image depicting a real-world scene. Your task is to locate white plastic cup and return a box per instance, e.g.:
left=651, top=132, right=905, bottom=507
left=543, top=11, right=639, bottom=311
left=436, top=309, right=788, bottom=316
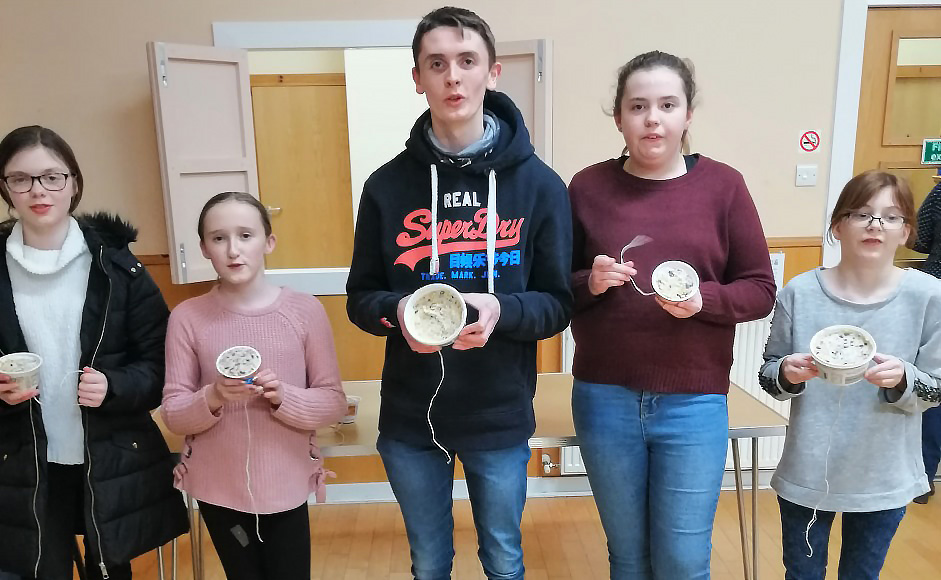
left=651, top=260, right=700, bottom=302
left=810, top=325, right=877, bottom=386
left=341, top=395, right=361, bottom=424
left=215, top=346, right=262, bottom=380
left=403, top=283, right=468, bottom=346
left=0, top=352, right=43, bottom=393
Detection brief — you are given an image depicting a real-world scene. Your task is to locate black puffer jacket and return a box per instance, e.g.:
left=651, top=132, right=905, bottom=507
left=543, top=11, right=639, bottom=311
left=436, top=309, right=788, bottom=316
left=0, top=213, right=188, bottom=577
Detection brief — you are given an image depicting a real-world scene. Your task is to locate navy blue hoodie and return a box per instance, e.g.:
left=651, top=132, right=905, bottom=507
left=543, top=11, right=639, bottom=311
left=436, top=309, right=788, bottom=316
left=346, top=90, right=573, bottom=451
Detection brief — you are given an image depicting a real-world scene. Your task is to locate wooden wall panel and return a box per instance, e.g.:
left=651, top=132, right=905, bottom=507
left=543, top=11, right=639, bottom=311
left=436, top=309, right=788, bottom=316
left=147, top=236, right=823, bottom=485
left=146, top=236, right=822, bottom=381
left=319, top=295, right=387, bottom=381
left=145, top=256, right=566, bottom=379
left=766, top=237, right=823, bottom=284
left=141, top=255, right=213, bottom=309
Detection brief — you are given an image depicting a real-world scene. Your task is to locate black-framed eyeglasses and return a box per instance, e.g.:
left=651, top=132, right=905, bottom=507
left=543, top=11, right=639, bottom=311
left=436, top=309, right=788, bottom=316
left=1, top=173, right=73, bottom=194
left=845, top=211, right=906, bottom=231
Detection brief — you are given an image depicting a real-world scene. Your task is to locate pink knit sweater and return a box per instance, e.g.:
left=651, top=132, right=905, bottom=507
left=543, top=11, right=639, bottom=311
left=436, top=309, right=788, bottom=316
left=161, top=286, right=346, bottom=514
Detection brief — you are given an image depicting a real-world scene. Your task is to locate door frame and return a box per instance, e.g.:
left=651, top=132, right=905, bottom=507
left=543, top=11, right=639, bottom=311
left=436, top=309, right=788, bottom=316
left=212, top=20, right=572, bottom=372
left=212, top=20, right=555, bottom=289
left=213, top=19, right=419, bottom=294
left=825, top=0, right=941, bottom=266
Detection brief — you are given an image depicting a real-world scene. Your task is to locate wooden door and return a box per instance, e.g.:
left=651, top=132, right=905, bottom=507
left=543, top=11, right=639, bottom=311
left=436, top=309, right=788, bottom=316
left=854, top=7, right=941, bottom=264
left=495, top=40, right=562, bottom=372
left=251, top=73, right=383, bottom=381
left=250, top=74, right=355, bottom=269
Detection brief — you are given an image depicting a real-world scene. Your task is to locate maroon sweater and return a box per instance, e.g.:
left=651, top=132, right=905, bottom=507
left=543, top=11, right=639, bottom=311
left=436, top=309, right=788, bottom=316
left=569, top=156, right=775, bottom=394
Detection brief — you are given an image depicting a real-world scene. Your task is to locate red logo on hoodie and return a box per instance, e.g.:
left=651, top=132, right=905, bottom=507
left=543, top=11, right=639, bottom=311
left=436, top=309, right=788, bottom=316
left=394, top=208, right=524, bottom=270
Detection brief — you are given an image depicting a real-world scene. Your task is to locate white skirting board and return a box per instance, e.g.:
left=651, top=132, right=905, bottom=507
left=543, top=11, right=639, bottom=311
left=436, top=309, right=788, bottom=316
left=317, top=477, right=593, bottom=505
left=316, top=470, right=778, bottom=505
left=184, top=472, right=938, bottom=509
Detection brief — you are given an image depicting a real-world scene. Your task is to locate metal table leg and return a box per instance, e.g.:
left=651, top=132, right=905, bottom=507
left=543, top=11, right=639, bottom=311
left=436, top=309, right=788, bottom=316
left=731, top=438, right=752, bottom=580
left=188, top=495, right=203, bottom=580
left=157, top=545, right=165, bottom=580
left=196, top=505, right=204, bottom=579
left=752, top=437, right=760, bottom=580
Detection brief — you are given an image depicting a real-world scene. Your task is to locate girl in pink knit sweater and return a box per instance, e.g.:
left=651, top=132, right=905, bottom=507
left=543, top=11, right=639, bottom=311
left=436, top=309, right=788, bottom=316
left=161, top=192, right=346, bottom=580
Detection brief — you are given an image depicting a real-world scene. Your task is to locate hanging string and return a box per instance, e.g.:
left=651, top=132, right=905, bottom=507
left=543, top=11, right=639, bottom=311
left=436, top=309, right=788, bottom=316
left=244, top=399, right=263, bottom=543
left=427, top=350, right=451, bottom=464
left=30, top=368, right=87, bottom=406
left=329, top=423, right=346, bottom=444
left=805, top=384, right=847, bottom=558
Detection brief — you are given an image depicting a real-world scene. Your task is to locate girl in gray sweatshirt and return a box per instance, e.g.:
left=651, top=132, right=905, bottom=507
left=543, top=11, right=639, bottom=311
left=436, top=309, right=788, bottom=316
left=760, top=170, right=941, bottom=579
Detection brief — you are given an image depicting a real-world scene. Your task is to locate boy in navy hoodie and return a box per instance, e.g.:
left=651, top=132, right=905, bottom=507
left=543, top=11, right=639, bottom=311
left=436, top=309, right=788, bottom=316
left=346, top=7, right=572, bottom=579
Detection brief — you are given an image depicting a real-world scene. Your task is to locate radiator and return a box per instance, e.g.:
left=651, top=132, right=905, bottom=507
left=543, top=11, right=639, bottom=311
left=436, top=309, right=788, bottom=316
left=727, top=315, right=789, bottom=469
left=558, top=316, right=789, bottom=476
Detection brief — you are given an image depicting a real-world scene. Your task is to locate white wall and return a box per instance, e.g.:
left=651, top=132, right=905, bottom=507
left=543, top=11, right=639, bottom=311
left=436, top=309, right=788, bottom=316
left=344, top=47, right=428, bottom=222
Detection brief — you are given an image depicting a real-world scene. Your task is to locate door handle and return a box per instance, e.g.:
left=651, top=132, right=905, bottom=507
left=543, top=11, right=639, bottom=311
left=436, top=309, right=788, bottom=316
left=265, top=206, right=282, bottom=216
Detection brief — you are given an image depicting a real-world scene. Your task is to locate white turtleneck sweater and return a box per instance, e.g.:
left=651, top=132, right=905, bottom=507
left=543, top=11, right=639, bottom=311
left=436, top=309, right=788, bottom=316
left=6, top=218, right=92, bottom=464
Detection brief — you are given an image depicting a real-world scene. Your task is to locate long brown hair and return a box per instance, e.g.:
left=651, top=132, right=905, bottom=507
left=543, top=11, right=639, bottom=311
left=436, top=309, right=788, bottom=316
left=612, top=51, right=697, bottom=118
left=0, top=125, right=84, bottom=213
left=828, top=170, right=916, bottom=248
left=612, top=51, right=696, bottom=154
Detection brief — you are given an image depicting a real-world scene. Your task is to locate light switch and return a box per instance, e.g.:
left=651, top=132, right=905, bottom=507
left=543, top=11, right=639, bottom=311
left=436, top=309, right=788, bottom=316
left=796, top=164, right=817, bottom=187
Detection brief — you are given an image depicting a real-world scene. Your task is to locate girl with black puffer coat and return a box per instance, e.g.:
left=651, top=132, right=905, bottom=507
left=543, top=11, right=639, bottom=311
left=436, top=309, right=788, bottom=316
left=0, top=125, right=188, bottom=579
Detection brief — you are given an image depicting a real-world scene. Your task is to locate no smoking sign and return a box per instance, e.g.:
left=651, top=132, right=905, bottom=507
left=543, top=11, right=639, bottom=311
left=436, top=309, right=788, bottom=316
left=800, top=131, right=820, bottom=152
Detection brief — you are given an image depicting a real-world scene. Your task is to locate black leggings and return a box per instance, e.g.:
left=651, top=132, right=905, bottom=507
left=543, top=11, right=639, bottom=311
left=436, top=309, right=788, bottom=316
left=34, top=463, right=132, bottom=580
left=199, top=501, right=311, bottom=580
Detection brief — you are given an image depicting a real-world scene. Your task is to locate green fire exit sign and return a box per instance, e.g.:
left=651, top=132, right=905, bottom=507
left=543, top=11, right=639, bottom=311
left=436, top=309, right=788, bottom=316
left=924, top=139, right=941, bottom=165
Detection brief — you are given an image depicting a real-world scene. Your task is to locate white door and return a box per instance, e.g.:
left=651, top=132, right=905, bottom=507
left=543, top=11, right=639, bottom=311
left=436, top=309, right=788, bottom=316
left=146, top=42, right=259, bottom=283
left=496, top=40, right=553, bottom=166
left=147, top=35, right=553, bottom=296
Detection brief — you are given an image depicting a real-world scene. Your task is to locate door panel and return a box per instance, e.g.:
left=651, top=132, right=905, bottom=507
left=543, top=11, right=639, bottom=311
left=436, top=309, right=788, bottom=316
left=251, top=74, right=355, bottom=269
left=854, top=8, right=941, bottom=265
left=146, top=42, right=259, bottom=283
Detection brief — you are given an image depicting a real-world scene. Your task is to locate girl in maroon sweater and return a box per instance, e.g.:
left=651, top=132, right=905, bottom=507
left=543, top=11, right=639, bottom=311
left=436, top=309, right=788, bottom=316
left=568, top=51, right=775, bottom=579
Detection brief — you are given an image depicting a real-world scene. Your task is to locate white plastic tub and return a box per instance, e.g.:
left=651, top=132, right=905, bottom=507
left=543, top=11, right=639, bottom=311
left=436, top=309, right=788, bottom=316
left=0, top=352, right=42, bottom=392
left=403, top=283, right=467, bottom=346
left=810, top=325, right=876, bottom=386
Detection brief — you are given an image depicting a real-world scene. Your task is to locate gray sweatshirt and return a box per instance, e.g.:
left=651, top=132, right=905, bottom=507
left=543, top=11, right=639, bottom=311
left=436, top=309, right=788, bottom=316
left=760, top=268, right=941, bottom=512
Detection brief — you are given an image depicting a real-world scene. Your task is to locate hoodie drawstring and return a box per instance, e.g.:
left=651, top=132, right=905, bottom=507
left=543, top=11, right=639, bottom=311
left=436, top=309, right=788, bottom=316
left=430, top=165, right=440, bottom=277
left=428, top=165, right=497, bottom=294
left=486, top=170, right=496, bottom=294
left=424, top=164, right=497, bottom=464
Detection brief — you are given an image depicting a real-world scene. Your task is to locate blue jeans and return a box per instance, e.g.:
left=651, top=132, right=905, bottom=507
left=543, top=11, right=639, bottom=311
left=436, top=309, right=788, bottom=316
left=778, top=496, right=905, bottom=580
left=922, top=404, right=941, bottom=482
left=572, top=380, right=729, bottom=580
left=377, top=434, right=531, bottom=580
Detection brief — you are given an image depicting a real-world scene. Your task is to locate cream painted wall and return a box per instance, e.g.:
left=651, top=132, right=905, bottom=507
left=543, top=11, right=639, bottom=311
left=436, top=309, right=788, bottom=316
left=248, top=49, right=345, bottom=74
left=0, top=0, right=843, bottom=253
